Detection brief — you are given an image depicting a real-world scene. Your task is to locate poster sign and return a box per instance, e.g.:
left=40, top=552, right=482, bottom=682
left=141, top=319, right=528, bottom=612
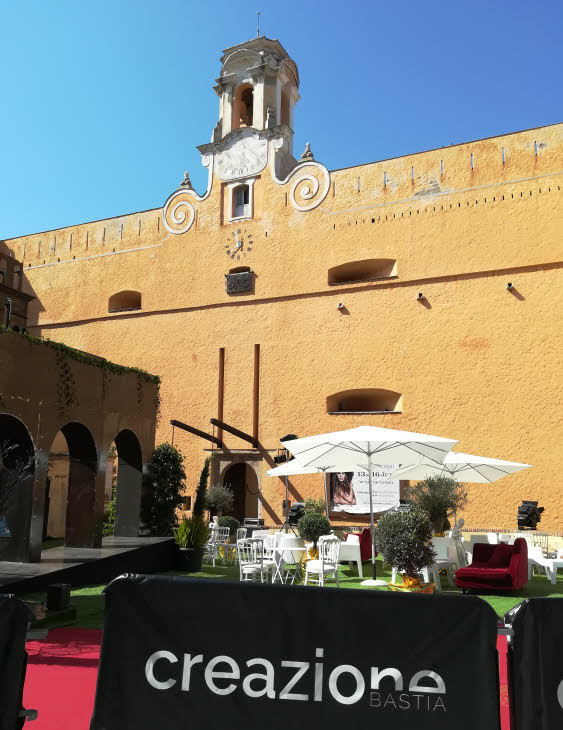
left=506, top=597, right=563, bottom=729
left=329, top=467, right=400, bottom=516
left=91, top=575, right=501, bottom=730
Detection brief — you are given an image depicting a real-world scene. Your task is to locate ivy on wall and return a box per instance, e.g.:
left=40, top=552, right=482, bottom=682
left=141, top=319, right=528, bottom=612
left=55, top=350, right=77, bottom=418
left=0, top=327, right=161, bottom=419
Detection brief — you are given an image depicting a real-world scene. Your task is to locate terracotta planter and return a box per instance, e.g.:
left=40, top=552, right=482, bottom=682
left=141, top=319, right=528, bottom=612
left=388, top=582, right=435, bottom=594
left=176, top=547, right=204, bottom=572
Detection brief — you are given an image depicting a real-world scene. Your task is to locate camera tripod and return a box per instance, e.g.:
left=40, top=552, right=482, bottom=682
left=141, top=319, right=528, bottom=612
left=281, top=522, right=299, bottom=536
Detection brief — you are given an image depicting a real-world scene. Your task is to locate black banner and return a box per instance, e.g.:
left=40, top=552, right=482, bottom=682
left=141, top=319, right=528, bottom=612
left=91, top=575, right=500, bottom=730
left=506, top=597, right=563, bottom=729
left=0, top=596, right=33, bottom=730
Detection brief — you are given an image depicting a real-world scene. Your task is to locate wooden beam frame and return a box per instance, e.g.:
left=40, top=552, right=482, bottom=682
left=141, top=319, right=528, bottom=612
left=170, top=420, right=223, bottom=448
left=209, top=418, right=258, bottom=448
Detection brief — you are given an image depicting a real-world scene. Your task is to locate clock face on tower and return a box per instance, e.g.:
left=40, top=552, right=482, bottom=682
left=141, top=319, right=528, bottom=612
left=215, top=130, right=268, bottom=181
left=225, top=228, right=253, bottom=260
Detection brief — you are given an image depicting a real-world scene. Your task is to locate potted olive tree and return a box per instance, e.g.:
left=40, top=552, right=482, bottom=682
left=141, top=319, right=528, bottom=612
left=374, top=509, right=436, bottom=592
left=205, top=484, right=234, bottom=520
left=174, top=517, right=209, bottom=572
left=297, top=511, right=332, bottom=559
left=407, top=476, right=468, bottom=534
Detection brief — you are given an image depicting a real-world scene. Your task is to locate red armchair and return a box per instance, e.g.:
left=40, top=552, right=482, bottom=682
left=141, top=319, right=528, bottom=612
left=347, top=528, right=376, bottom=562
left=455, top=537, right=528, bottom=592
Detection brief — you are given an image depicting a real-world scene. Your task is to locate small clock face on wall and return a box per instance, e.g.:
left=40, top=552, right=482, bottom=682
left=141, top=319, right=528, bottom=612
left=225, top=228, right=254, bottom=260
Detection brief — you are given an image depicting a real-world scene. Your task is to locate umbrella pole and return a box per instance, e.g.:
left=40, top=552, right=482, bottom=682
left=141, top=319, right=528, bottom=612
left=323, top=471, right=329, bottom=518
left=285, top=476, right=289, bottom=533
left=361, top=448, right=387, bottom=586
left=368, top=452, right=376, bottom=581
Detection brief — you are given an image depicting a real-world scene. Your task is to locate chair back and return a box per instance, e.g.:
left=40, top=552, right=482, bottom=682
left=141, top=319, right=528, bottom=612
left=262, top=534, right=275, bottom=558
left=217, top=526, right=231, bottom=543
left=529, top=532, right=549, bottom=553
left=345, top=534, right=360, bottom=545
left=236, top=527, right=247, bottom=542
left=487, top=532, right=499, bottom=544
left=237, top=538, right=263, bottom=566
left=319, top=537, right=341, bottom=566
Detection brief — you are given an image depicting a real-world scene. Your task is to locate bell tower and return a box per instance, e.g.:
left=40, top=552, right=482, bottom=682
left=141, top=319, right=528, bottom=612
left=163, top=35, right=330, bottom=235
left=212, top=36, right=300, bottom=155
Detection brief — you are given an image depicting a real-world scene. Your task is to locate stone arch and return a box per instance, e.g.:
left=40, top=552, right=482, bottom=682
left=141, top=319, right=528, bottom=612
left=60, top=422, right=98, bottom=548
left=221, top=460, right=260, bottom=523
left=113, top=429, right=143, bottom=537
left=326, top=389, right=403, bottom=414
left=108, top=290, right=141, bottom=312
left=0, top=413, right=35, bottom=561
left=232, top=83, right=254, bottom=130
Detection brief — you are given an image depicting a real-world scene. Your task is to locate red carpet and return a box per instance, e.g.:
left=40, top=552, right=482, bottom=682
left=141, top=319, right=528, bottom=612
left=24, top=629, right=101, bottom=730
left=22, top=628, right=510, bottom=729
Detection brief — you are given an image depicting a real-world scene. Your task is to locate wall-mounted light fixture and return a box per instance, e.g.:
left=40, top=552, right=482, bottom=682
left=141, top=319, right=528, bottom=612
left=506, top=282, right=514, bottom=290
left=337, top=302, right=345, bottom=309
left=417, top=292, right=424, bottom=301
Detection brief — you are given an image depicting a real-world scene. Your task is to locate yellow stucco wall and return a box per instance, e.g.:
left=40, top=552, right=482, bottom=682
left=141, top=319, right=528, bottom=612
left=3, top=122, right=562, bottom=531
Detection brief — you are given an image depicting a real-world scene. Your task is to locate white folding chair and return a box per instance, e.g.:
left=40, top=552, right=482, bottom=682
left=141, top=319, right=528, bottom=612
left=234, top=528, right=247, bottom=564
left=237, top=538, right=271, bottom=583
left=203, top=526, right=220, bottom=567
left=215, top=526, right=231, bottom=564
left=304, top=536, right=340, bottom=587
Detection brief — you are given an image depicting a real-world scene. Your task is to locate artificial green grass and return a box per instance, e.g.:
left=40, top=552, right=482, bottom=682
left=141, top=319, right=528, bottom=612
left=21, top=557, right=563, bottom=630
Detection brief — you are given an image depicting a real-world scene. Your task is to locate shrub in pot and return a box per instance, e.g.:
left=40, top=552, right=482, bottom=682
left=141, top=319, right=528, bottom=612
left=173, top=517, right=209, bottom=572
left=297, top=511, right=331, bottom=558
left=374, top=509, right=436, bottom=589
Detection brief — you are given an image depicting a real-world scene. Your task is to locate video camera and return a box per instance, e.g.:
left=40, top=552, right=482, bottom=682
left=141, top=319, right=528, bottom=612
left=288, top=502, right=305, bottom=525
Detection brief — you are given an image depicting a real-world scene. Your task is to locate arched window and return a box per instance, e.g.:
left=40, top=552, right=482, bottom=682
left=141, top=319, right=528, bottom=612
left=108, top=291, right=141, bottom=312
left=233, top=184, right=250, bottom=219
left=328, top=259, right=397, bottom=286
left=280, top=87, right=290, bottom=126
left=232, top=83, right=254, bottom=130
left=327, top=389, right=403, bottom=414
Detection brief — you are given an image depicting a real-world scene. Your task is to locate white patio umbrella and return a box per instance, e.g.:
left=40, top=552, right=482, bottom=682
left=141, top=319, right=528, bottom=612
left=283, top=426, right=458, bottom=586
left=393, top=451, right=532, bottom=483
left=393, top=451, right=532, bottom=525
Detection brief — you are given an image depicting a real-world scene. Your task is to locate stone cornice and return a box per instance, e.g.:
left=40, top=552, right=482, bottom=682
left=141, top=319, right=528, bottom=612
left=197, top=124, right=293, bottom=156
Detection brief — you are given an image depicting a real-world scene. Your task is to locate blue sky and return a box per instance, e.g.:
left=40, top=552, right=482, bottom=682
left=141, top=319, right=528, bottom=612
left=1, top=0, right=561, bottom=239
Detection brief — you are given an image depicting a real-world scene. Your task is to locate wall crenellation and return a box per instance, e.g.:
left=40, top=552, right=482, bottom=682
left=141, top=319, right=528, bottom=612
left=1, top=124, right=561, bottom=271
left=328, top=181, right=562, bottom=230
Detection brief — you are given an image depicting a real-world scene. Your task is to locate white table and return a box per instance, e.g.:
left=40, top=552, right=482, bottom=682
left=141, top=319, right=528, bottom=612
left=272, top=543, right=308, bottom=584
